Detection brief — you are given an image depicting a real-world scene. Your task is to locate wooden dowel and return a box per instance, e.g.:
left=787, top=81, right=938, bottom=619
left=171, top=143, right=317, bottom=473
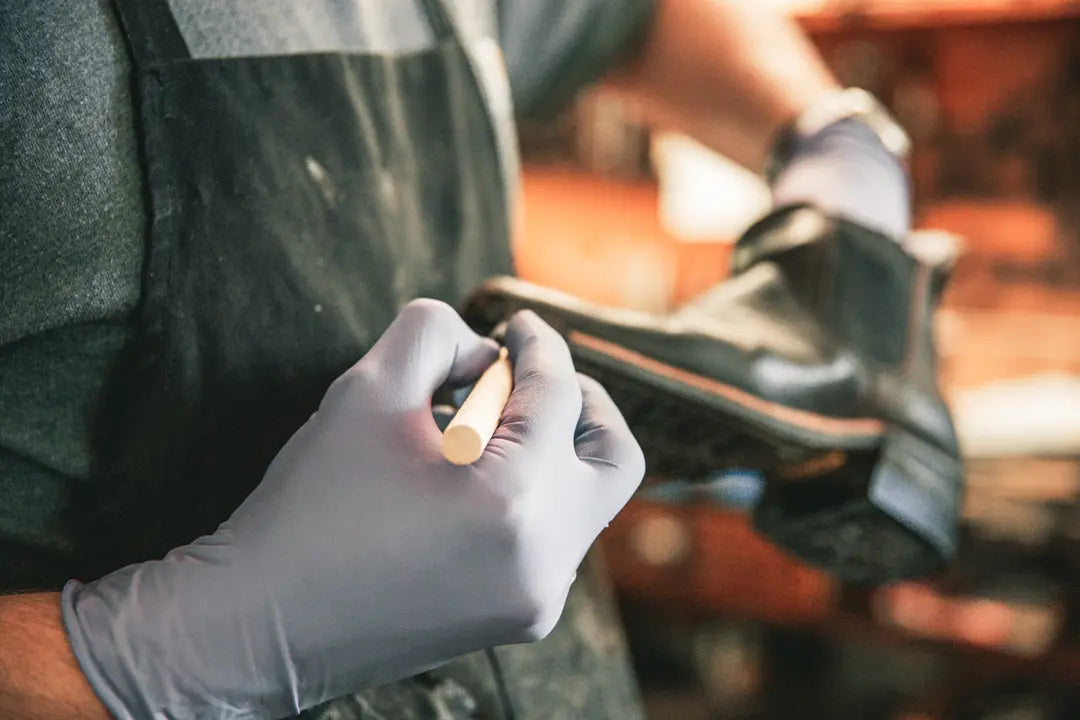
left=442, top=347, right=513, bottom=465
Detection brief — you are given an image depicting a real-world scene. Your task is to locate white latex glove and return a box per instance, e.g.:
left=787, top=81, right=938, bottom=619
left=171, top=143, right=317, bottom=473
left=63, top=300, right=645, bottom=719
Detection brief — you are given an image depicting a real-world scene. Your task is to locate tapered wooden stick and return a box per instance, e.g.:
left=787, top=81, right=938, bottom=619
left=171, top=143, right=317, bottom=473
left=442, top=347, right=513, bottom=465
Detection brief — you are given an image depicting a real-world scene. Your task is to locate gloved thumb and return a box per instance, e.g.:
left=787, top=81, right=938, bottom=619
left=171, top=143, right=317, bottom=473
left=363, top=299, right=499, bottom=408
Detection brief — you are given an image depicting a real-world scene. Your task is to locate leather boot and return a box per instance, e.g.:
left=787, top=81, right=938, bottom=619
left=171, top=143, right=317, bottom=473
left=463, top=205, right=962, bottom=584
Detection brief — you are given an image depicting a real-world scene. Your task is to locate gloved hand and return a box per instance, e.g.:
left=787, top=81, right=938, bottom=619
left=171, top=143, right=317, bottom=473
left=772, top=116, right=911, bottom=240
left=62, top=300, right=644, bottom=720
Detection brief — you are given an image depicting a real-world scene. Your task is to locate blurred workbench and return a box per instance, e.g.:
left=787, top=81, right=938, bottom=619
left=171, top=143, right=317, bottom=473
left=794, top=0, right=1080, bottom=32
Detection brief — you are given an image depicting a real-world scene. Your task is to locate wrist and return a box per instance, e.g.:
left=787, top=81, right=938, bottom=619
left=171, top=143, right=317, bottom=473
left=765, top=87, right=910, bottom=185
left=61, top=580, right=135, bottom=718
left=0, top=592, right=111, bottom=720
left=62, top=550, right=273, bottom=720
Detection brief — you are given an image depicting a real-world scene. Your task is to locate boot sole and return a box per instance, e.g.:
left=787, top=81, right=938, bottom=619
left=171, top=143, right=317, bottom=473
left=465, top=289, right=960, bottom=583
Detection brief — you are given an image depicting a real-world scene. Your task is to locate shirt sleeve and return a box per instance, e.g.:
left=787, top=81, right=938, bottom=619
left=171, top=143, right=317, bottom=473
left=497, top=0, right=656, bottom=119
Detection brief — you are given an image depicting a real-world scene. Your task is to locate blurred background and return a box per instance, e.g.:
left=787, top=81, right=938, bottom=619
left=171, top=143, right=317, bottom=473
left=514, top=1, right=1080, bottom=718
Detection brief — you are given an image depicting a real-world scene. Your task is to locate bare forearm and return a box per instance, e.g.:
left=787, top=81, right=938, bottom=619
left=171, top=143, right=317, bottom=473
left=0, top=594, right=110, bottom=719
left=606, top=0, right=838, bottom=171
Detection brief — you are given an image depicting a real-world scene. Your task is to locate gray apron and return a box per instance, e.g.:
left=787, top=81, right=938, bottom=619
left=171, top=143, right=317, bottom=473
left=76, top=0, right=643, bottom=716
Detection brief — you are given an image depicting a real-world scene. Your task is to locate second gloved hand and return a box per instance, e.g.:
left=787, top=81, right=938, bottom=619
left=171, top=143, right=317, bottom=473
left=62, top=300, right=645, bottom=719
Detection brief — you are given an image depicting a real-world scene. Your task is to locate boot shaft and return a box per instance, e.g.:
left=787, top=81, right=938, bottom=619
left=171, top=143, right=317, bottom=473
left=731, top=205, right=956, bottom=376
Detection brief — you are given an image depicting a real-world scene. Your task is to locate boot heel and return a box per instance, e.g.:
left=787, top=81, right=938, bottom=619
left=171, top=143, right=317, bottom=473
left=868, top=427, right=962, bottom=566
left=754, top=427, right=961, bottom=585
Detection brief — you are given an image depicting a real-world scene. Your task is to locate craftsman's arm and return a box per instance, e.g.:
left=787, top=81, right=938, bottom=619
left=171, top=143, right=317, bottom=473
left=0, top=594, right=110, bottom=719
left=605, top=0, right=838, bottom=172
left=605, top=0, right=910, bottom=238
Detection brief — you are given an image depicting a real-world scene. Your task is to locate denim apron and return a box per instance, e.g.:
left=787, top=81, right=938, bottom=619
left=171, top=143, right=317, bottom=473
left=76, top=0, right=643, bottom=716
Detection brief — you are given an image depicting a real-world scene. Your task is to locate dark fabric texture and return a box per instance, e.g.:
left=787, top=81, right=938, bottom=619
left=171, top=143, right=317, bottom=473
left=498, top=0, right=656, bottom=118
left=0, top=1, right=144, bottom=583
left=79, top=10, right=514, bottom=573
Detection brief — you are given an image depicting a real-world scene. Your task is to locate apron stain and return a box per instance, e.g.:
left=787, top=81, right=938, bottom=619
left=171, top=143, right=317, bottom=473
left=305, top=155, right=339, bottom=205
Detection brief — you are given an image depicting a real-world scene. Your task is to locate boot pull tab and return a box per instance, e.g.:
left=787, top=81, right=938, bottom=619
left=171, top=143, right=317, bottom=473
left=903, top=229, right=963, bottom=300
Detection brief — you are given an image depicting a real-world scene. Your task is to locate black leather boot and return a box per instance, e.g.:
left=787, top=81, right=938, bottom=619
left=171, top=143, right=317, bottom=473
left=463, top=205, right=962, bottom=584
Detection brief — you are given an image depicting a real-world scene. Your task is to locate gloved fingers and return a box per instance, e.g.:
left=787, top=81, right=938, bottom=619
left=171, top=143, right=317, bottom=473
left=497, top=311, right=582, bottom=447
left=360, top=299, right=499, bottom=407
left=573, top=374, right=645, bottom=511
